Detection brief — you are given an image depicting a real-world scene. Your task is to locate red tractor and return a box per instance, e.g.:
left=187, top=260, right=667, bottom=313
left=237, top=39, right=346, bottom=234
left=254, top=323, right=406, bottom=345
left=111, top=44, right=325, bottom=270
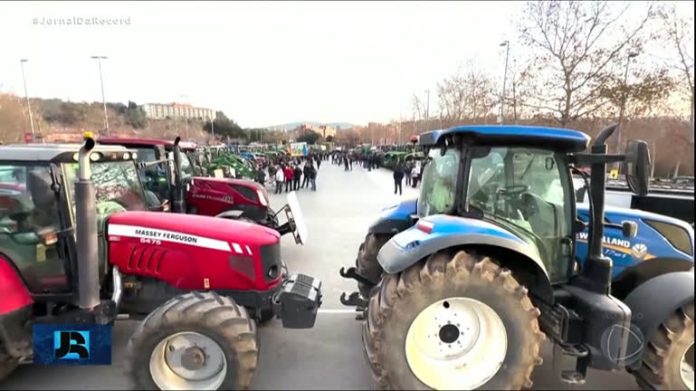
left=0, top=137, right=321, bottom=388
left=97, top=137, right=303, bottom=243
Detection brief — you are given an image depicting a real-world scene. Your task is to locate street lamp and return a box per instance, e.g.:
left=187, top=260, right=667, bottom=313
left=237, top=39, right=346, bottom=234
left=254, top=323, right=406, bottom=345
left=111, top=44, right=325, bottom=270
left=90, top=56, right=109, bottom=134
left=616, top=51, right=639, bottom=156
left=425, top=89, right=430, bottom=128
left=19, top=59, right=36, bottom=139
left=499, top=40, right=510, bottom=124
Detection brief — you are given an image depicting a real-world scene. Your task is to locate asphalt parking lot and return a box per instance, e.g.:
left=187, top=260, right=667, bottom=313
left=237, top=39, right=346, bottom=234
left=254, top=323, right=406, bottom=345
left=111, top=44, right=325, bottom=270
left=2, top=163, right=639, bottom=390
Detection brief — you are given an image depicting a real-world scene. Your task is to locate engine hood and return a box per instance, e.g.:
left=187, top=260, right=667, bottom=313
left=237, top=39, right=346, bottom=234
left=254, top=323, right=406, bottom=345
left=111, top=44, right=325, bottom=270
left=192, top=176, right=263, bottom=191
left=106, top=211, right=279, bottom=251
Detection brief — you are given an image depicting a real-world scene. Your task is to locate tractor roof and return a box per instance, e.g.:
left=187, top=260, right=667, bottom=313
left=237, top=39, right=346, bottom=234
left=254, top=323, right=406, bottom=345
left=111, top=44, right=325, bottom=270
left=420, top=125, right=591, bottom=152
left=98, top=137, right=198, bottom=151
left=0, top=143, right=134, bottom=163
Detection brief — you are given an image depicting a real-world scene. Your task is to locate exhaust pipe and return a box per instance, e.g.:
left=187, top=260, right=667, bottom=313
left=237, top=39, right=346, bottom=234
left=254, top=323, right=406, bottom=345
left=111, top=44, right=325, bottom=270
left=76, top=134, right=101, bottom=309
left=172, top=136, right=186, bottom=213
left=581, top=124, right=618, bottom=294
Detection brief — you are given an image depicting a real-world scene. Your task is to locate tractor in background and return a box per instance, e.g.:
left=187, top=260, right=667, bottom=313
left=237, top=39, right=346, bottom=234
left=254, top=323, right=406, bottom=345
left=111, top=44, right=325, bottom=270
left=340, top=124, right=693, bottom=390
left=0, top=136, right=321, bottom=389
left=97, top=136, right=304, bottom=244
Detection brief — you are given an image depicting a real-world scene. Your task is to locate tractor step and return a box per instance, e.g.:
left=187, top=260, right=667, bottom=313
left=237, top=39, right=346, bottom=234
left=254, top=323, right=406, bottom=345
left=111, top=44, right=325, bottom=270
left=340, top=291, right=368, bottom=308
left=339, top=267, right=378, bottom=288
left=553, top=343, right=589, bottom=385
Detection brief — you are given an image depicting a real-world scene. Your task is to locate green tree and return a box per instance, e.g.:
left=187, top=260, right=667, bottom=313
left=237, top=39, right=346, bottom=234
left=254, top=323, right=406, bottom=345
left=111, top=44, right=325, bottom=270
left=297, top=130, right=321, bottom=144
left=203, top=111, right=246, bottom=139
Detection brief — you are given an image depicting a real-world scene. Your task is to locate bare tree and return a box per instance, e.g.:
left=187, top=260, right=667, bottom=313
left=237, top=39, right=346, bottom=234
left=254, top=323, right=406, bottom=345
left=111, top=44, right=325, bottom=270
left=658, top=2, right=694, bottom=143
left=436, top=62, right=497, bottom=122
left=519, top=1, right=655, bottom=125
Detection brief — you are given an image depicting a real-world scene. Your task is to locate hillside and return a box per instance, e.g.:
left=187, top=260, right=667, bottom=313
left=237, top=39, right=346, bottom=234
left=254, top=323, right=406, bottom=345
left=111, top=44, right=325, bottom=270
left=0, top=94, right=221, bottom=143
left=267, top=121, right=355, bottom=131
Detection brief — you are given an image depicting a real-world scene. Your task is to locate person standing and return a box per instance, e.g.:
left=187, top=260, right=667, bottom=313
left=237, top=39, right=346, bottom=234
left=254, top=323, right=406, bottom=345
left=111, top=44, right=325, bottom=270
left=293, top=164, right=302, bottom=191
left=302, top=162, right=311, bottom=188
left=284, top=164, right=294, bottom=192
left=307, top=162, right=317, bottom=191
left=274, top=165, right=285, bottom=194
left=344, top=153, right=349, bottom=171
left=393, top=161, right=404, bottom=195
left=405, top=162, right=413, bottom=187
left=412, top=160, right=422, bottom=188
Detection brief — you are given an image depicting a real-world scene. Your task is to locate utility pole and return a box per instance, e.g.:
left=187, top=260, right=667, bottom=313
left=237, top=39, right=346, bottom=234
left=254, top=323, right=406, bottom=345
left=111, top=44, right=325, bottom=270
left=499, top=40, right=510, bottom=124
left=90, top=56, right=109, bottom=134
left=211, top=114, right=215, bottom=143
left=19, top=59, right=36, bottom=139
left=616, top=52, right=639, bottom=159
left=425, top=89, right=430, bottom=131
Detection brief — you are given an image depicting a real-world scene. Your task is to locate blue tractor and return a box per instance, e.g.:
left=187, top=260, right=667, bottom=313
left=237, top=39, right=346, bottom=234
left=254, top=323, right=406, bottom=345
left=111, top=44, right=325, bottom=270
left=340, top=124, right=694, bottom=390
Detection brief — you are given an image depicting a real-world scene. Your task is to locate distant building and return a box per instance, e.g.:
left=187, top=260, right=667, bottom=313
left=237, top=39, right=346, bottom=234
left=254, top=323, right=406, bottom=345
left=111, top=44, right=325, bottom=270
left=294, top=123, right=336, bottom=139
left=142, top=102, right=215, bottom=121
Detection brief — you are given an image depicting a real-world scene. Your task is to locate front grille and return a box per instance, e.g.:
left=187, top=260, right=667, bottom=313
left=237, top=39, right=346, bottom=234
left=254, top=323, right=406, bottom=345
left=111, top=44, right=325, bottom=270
left=260, top=242, right=282, bottom=282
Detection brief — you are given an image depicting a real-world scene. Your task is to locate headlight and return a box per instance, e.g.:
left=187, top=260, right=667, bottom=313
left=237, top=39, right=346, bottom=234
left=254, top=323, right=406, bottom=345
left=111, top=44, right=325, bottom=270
left=90, top=152, right=101, bottom=161
left=123, top=152, right=131, bottom=160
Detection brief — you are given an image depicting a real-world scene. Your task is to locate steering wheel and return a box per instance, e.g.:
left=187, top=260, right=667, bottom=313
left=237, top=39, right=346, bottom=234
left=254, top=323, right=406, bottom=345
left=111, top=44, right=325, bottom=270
left=497, top=184, right=529, bottom=197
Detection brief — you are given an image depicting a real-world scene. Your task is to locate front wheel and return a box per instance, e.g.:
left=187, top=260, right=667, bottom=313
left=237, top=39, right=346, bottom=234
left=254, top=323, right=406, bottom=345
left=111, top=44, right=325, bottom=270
left=364, top=251, right=545, bottom=390
left=355, top=233, right=391, bottom=298
left=125, top=291, right=258, bottom=390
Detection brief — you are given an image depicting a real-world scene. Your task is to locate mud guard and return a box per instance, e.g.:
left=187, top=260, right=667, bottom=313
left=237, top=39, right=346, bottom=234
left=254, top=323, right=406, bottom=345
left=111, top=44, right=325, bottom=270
left=367, top=198, right=418, bottom=236
left=0, top=257, right=33, bottom=358
left=377, top=217, right=553, bottom=301
left=623, top=269, right=695, bottom=370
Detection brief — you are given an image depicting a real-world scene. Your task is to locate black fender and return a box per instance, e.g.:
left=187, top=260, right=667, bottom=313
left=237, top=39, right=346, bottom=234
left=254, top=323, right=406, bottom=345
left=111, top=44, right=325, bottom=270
left=367, top=218, right=415, bottom=236
left=623, top=269, right=694, bottom=370
left=611, top=258, right=694, bottom=300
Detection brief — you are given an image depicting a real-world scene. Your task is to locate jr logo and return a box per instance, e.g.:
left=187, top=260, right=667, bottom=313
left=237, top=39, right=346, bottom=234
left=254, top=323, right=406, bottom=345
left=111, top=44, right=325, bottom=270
left=33, top=324, right=111, bottom=365
left=54, top=330, right=90, bottom=360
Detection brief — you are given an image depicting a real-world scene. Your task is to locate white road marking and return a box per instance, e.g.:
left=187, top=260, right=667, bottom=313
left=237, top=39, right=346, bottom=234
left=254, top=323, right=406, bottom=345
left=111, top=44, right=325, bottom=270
left=318, top=309, right=361, bottom=314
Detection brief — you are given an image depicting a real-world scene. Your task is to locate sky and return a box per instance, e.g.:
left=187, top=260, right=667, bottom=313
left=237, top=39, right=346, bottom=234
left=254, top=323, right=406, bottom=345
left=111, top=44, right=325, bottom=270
left=0, top=1, right=691, bottom=128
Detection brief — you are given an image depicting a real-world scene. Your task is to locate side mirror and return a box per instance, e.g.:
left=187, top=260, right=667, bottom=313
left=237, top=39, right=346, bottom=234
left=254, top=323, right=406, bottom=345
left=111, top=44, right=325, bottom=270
left=623, top=140, right=650, bottom=196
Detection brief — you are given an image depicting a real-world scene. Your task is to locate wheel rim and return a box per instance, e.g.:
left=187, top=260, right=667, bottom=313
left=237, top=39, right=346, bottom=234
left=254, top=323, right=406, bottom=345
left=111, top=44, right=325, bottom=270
left=682, top=343, right=694, bottom=390
left=150, top=331, right=227, bottom=390
left=405, top=297, right=507, bottom=390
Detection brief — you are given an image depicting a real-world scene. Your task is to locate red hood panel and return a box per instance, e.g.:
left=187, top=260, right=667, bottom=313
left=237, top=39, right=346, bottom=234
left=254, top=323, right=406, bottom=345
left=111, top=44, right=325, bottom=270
left=193, top=176, right=263, bottom=190
left=107, top=211, right=279, bottom=248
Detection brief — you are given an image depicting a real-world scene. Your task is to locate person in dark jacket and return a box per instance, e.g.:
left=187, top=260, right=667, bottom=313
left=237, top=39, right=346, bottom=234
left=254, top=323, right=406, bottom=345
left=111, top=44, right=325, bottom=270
left=293, top=164, right=302, bottom=190
left=307, top=163, right=317, bottom=191
left=302, top=163, right=311, bottom=188
left=393, top=161, right=405, bottom=195
left=405, top=162, right=413, bottom=187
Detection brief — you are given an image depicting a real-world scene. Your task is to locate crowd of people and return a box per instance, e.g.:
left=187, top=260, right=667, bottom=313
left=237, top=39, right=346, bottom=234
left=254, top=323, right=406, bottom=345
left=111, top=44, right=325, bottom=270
left=252, top=149, right=423, bottom=197
left=330, top=150, right=423, bottom=195
left=254, top=152, right=328, bottom=194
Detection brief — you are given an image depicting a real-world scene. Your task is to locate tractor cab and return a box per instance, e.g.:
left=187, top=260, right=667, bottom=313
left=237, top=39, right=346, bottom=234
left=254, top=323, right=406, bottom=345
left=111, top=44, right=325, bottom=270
left=97, top=137, right=306, bottom=244
left=0, top=142, right=145, bottom=295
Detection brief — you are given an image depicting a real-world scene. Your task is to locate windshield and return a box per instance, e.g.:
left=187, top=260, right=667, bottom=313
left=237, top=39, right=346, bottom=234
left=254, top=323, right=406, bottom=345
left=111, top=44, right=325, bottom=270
left=418, top=147, right=460, bottom=217
left=63, top=160, right=148, bottom=219
left=466, top=147, right=572, bottom=281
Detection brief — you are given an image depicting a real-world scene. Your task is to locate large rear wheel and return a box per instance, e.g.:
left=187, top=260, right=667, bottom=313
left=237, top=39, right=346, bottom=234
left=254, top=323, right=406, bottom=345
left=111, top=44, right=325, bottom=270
left=364, top=250, right=545, bottom=390
left=355, top=233, right=391, bottom=298
left=634, top=302, right=694, bottom=390
left=125, top=291, right=258, bottom=390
